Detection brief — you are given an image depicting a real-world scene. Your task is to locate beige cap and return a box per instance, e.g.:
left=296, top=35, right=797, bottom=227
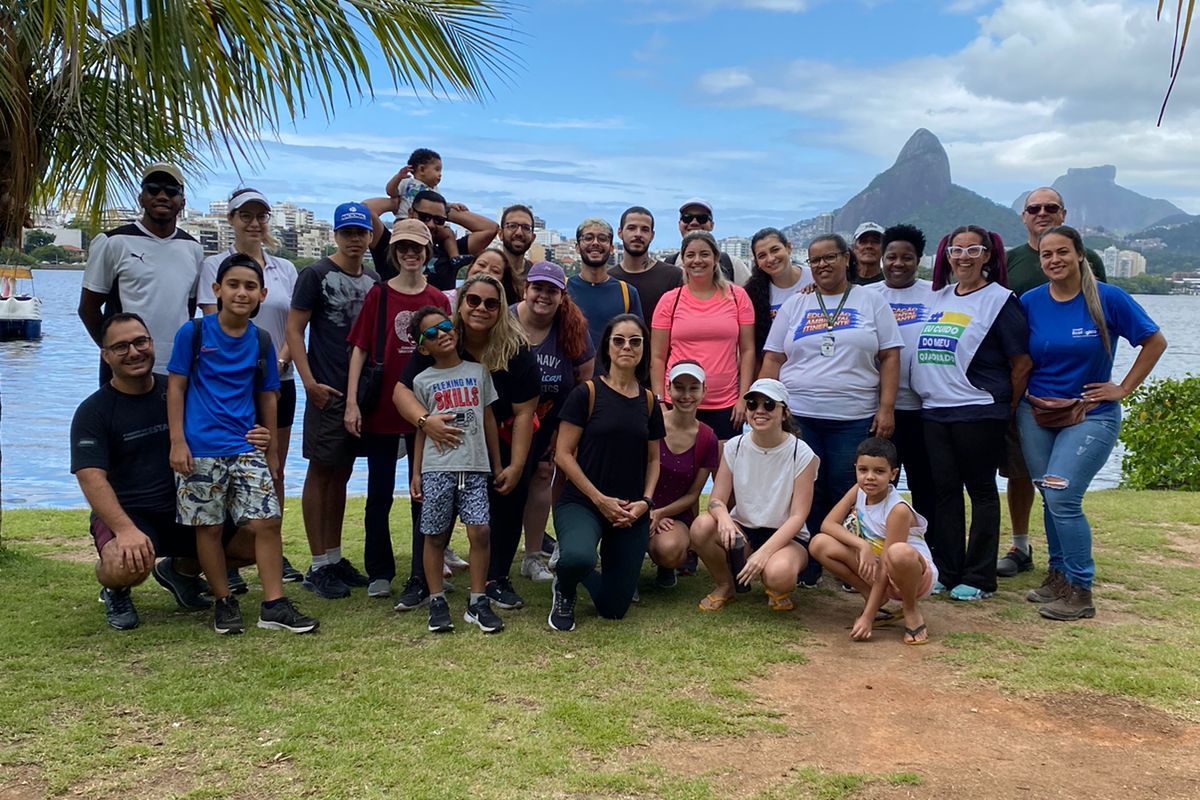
left=390, top=218, right=433, bottom=246
left=141, top=162, right=184, bottom=187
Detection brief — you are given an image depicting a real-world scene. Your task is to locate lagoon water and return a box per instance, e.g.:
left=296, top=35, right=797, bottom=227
left=2, top=269, right=1197, bottom=509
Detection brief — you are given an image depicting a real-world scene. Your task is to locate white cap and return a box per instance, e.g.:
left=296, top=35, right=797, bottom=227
left=744, top=378, right=788, bottom=404
left=668, top=362, right=706, bottom=384
left=854, top=221, right=884, bottom=241
left=679, top=198, right=713, bottom=215
left=229, top=190, right=271, bottom=212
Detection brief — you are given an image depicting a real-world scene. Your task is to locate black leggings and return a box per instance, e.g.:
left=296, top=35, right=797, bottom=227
left=363, top=432, right=419, bottom=583
left=892, top=409, right=936, bottom=531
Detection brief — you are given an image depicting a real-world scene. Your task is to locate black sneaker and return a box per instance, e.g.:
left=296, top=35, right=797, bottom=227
left=485, top=576, right=525, bottom=610
left=331, top=558, right=370, bottom=588
left=213, top=596, right=244, bottom=635
left=393, top=575, right=430, bottom=611
left=840, top=581, right=858, bottom=594
left=464, top=597, right=505, bottom=633
left=655, top=566, right=678, bottom=589
left=227, top=568, right=249, bottom=595
left=302, top=565, right=351, bottom=599
left=257, top=597, right=320, bottom=633
left=99, top=587, right=139, bottom=630
left=548, top=575, right=576, bottom=632
left=797, top=560, right=822, bottom=588
left=997, top=545, right=1035, bottom=578
left=540, top=533, right=557, bottom=558
left=151, top=558, right=211, bottom=610
left=677, top=549, right=699, bottom=576
left=281, top=557, right=304, bottom=583
left=427, top=596, right=454, bottom=632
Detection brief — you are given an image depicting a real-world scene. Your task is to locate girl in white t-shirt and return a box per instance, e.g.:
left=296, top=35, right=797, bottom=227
left=691, top=378, right=818, bottom=613
left=811, top=437, right=937, bottom=645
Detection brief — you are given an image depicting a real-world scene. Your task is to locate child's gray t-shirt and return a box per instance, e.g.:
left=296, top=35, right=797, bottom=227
left=411, top=360, right=498, bottom=473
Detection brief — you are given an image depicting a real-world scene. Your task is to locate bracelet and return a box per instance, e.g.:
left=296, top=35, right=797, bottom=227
left=417, top=415, right=428, bottom=429
left=641, top=495, right=654, bottom=510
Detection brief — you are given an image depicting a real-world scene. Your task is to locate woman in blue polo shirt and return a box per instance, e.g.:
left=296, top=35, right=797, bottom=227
left=1018, top=226, right=1166, bottom=622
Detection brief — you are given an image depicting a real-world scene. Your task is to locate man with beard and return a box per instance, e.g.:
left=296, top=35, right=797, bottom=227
left=609, top=206, right=681, bottom=321
left=499, top=204, right=537, bottom=299
left=664, top=199, right=750, bottom=285
left=851, top=222, right=885, bottom=285
left=996, top=187, right=1107, bottom=579
left=78, top=163, right=205, bottom=384
left=566, top=217, right=643, bottom=350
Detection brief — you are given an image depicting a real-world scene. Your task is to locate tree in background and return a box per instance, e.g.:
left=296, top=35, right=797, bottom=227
left=22, top=229, right=54, bottom=253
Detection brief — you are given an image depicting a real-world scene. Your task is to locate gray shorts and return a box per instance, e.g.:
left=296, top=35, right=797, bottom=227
left=176, top=453, right=281, bottom=526
left=420, top=471, right=490, bottom=534
left=302, top=394, right=362, bottom=466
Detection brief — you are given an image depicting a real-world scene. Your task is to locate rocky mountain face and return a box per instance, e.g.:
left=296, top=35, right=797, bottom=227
left=1012, top=166, right=1187, bottom=234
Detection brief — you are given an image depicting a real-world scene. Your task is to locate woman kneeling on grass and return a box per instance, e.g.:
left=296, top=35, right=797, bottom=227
left=811, top=437, right=937, bottom=645
left=691, top=378, right=818, bottom=612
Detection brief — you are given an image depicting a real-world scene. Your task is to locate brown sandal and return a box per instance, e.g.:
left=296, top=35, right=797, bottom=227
left=766, top=589, right=795, bottom=612
left=698, top=592, right=735, bottom=612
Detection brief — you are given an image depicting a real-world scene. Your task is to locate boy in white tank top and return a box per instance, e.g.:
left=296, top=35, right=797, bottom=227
left=809, top=437, right=937, bottom=645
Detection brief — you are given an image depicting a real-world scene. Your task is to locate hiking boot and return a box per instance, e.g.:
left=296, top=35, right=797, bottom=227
left=99, top=587, right=139, bottom=630
left=485, top=577, right=525, bottom=610
left=331, top=558, right=370, bottom=588
left=443, top=547, right=469, bottom=572
left=654, top=566, right=678, bottom=589
left=1038, top=583, right=1096, bottom=621
left=548, top=575, right=576, bottom=632
left=257, top=598, right=320, bottom=633
left=1025, top=569, right=1067, bottom=604
left=213, top=595, right=244, bottom=635
left=227, top=568, right=249, bottom=595
left=997, top=545, right=1035, bottom=578
left=520, top=555, right=553, bottom=583
left=302, top=565, right=351, bottom=599
left=393, top=576, right=430, bottom=611
left=427, top=596, right=454, bottom=632
left=464, top=597, right=505, bottom=633
left=281, top=557, right=304, bottom=583
left=152, top=558, right=211, bottom=610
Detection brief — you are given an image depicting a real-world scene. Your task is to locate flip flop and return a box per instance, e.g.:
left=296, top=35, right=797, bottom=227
left=698, top=592, right=735, bottom=612
left=872, top=608, right=899, bottom=628
left=766, top=589, right=795, bottom=612
left=903, top=623, right=929, bottom=646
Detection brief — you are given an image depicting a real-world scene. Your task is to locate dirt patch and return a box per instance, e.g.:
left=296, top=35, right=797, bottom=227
left=642, top=592, right=1200, bottom=799
left=1163, top=524, right=1200, bottom=567
left=0, top=766, right=45, bottom=800
left=21, top=536, right=95, bottom=564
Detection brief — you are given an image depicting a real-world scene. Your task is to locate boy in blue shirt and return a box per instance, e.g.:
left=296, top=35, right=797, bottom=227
left=167, top=253, right=318, bottom=635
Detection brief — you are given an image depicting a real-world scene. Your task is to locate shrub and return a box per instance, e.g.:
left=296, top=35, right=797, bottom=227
left=1120, top=375, right=1200, bottom=490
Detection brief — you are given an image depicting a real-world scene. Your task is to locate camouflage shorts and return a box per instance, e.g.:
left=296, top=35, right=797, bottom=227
left=176, top=452, right=281, bottom=527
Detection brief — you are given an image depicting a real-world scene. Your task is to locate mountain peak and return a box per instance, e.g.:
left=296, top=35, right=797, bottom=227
left=1013, top=165, right=1184, bottom=232
left=895, top=128, right=949, bottom=176
left=1066, top=165, right=1118, bottom=183
left=832, top=128, right=954, bottom=231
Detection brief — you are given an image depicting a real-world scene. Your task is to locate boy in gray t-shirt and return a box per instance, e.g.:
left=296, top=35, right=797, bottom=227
left=408, top=307, right=503, bottom=633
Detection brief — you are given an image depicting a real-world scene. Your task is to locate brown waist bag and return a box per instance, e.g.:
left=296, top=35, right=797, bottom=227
left=1025, top=392, right=1097, bottom=429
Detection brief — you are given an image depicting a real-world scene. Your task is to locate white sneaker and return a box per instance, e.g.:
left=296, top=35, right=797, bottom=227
left=547, top=545, right=560, bottom=571
left=444, top=547, right=469, bottom=572
left=520, top=555, right=554, bottom=583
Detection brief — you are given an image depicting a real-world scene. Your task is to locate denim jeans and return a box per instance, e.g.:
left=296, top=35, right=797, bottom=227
left=792, top=415, right=874, bottom=536
left=1016, top=402, right=1121, bottom=590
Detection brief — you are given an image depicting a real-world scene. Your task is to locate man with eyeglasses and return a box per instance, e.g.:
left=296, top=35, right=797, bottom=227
left=71, top=313, right=270, bottom=630
left=609, top=205, right=682, bottom=321
left=499, top=204, right=537, bottom=298
left=663, top=199, right=751, bottom=286
left=79, top=162, right=205, bottom=385
left=566, top=218, right=644, bottom=352
left=997, top=186, right=1108, bottom=580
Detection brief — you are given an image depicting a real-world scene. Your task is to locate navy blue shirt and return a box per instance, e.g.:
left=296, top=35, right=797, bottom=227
left=566, top=274, right=643, bottom=353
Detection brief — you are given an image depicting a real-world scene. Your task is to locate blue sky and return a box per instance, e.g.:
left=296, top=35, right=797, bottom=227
left=186, top=0, right=1200, bottom=239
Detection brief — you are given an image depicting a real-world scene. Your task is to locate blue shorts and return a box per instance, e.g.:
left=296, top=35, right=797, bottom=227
left=420, top=472, right=490, bottom=534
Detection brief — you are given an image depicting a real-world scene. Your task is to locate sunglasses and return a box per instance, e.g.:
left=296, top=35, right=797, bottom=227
left=416, top=211, right=448, bottom=226
left=1024, top=203, right=1062, bottom=216
left=680, top=213, right=711, bottom=225
left=418, top=319, right=454, bottom=344
left=946, top=245, right=989, bottom=258
left=105, top=335, right=153, bottom=356
left=463, top=293, right=501, bottom=311
left=744, top=396, right=778, bottom=412
left=142, top=182, right=182, bottom=198
left=610, top=334, right=644, bottom=350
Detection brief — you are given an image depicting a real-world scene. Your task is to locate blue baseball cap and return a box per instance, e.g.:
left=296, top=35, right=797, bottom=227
left=333, top=202, right=372, bottom=231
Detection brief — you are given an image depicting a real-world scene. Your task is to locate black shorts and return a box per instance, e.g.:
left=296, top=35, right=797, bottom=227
left=277, top=379, right=297, bottom=429
left=302, top=394, right=363, bottom=466
left=696, top=406, right=740, bottom=441
left=744, top=525, right=809, bottom=551
left=89, top=510, right=236, bottom=559
left=998, top=426, right=1030, bottom=480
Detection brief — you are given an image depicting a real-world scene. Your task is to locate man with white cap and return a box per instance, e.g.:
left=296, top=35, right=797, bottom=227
left=664, top=199, right=751, bottom=286
left=79, top=162, right=205, bottom=384
left=851, top=222, right=885, bottom=285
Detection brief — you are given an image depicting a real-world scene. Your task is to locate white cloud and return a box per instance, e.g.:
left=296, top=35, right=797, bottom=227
left=497, top=117, right=630, bottom=130
left=697, top=67, right=754, bottom=93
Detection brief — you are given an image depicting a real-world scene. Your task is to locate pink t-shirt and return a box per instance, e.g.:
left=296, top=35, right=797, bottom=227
left=652, top=284, right=754, bottom=409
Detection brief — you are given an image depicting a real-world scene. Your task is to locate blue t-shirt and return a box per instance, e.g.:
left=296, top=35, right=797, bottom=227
left=167, top=315, right=281, bottom=457
left=566, top=274, right=644, bottom=352
left=1021, top=282, right=1158, bottom=414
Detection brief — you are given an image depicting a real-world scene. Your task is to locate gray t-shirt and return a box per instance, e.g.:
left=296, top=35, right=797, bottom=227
left=289, top=257, right=379, bottom=390
left=412, top=360, right=498, bottom=473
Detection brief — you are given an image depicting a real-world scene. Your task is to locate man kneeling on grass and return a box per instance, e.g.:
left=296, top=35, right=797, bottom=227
left=71, top=312, right=271, bottom=631
left=167, top=254, right=318, bottom=635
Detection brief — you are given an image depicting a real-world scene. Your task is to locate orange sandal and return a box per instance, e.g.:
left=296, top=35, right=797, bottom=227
left=766, top=589, right=794, bottom=612
left=698, top=592, right=735, bottom=612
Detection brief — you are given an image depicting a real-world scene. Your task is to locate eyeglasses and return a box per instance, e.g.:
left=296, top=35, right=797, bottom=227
left=418, top=319, right=454, bottom=344
left=463, top=293, right=501, bottom=311
left=744, top=396, right=778, bottom=412
left=946, top=245, right=989, bottom=258
left=680, top=213, right=711, bottom=225
left=503, top=222, right=533, bottom=233
left=808, top=252, right=845, bottom=266
left=610, top=335, right=644, bottom=350
left=105, top=335, right=153, bottom=356
left=416, top=211, right=448, bottom=226
left=1024, top=203, right=1062, bottom=216
left=142, top=182, right=182, bottom=198
left=236, top=211, right=270, bottom=224
left=579, top=232, right=611, bottom=244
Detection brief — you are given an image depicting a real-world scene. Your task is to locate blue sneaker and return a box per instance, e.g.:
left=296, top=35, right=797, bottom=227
left=931, top=580, right=947, bottom=595
left=302, top=565, right=351, bottom=599
left=949, top=583, right=994, bottom=602
left=226, top=568, right=249, bottom=595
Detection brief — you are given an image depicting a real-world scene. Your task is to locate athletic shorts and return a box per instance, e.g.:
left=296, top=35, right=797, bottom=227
left=176, top=453, right=281, bottom=526
left=420, top=471, right=490, bottom=534
left=696, top=406, right=740, bottom=441
left=998, top=426, right=1029, bottom=480
left=91, top=509, right=195, bottom=559
left=277, top=379, right=297, bottom=429
left=744, top=525, right=809, bottom=551
left=302, top=394, right=363, bottom=466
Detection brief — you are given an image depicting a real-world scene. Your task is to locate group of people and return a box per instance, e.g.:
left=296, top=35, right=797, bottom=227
left=70, top=155, right=1168, bottom=644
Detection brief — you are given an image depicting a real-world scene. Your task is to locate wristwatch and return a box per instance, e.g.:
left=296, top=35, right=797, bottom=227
left=417, top=415, right=428, bottom=429
left=641, top=496, right=654, bottom=510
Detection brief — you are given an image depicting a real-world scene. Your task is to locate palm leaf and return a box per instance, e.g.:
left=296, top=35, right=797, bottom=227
left=1158, top=0, right=1196, bottom=124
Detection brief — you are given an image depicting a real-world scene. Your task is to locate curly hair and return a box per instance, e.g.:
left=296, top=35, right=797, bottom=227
left=554, top=291, right=592, bottom=362
left=744, top=227, right=791, bottom=352
left=454, top=274, right=529, bottom=373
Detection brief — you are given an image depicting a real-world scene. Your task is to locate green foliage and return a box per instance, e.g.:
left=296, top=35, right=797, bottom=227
left=0, top=247, right=35, bottom=266
left=898, top=187, right=1026, bottom=245
left=1120, top=376, right=1200, bottom=490
left=29, top=244, right=77, bottom=263
left=1109, top=274, right=1174, bottom=295
left=22, top=229, right=55, bottom=252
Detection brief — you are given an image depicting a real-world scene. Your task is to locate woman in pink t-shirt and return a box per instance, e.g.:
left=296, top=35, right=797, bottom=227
left=650, top=231, right=755, bottom=441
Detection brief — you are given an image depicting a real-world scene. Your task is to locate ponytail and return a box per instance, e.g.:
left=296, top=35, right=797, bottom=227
left=1041, top=225, right=1110, bottom=354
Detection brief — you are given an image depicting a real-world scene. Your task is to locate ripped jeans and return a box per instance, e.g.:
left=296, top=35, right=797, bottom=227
left=1015, top=401, right=1121, bottom=590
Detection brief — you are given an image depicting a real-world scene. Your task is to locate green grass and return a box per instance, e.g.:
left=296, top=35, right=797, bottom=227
left=1, top=489, right=1197, bottom=798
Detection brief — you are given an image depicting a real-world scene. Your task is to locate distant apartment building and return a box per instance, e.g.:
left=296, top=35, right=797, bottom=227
left=720, top=236, right=752, bottom=262
left=273, top=202, right=315, bottom=229
left=551, top=241, right=578, bottom=264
